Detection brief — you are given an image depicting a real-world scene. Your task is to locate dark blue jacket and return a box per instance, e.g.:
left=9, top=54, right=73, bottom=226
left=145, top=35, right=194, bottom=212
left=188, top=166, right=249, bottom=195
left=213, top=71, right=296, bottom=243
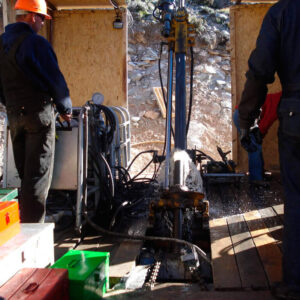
left=239, top=0, right=300, bottom=129
left=0, top=22, right=72, bottom=114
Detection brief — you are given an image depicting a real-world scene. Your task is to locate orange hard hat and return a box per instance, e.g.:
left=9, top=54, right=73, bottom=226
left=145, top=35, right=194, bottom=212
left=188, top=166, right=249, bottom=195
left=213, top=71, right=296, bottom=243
left=14, top=0, right=51, bottom=20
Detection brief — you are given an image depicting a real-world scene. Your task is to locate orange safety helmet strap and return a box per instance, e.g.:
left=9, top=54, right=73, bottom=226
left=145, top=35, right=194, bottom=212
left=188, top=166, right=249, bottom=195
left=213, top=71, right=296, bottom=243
left=14, top=0, right=51, bottom=20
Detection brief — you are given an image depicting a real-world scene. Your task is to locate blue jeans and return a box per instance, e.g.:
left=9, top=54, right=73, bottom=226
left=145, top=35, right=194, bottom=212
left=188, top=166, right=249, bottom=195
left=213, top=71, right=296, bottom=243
left=233, top=109, right=264, bottom=181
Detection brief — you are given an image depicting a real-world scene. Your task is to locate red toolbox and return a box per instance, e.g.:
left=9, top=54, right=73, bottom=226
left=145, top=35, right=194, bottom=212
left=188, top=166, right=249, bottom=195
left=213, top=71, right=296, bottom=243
left=0, top=201, right=20, bottom=246
left=0, top=268, right=69, bottom=300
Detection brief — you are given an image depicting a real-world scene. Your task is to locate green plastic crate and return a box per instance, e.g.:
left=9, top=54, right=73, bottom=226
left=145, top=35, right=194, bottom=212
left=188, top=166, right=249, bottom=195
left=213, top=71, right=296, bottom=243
left=0, top=189, right=18, bottom=202
left=51, top=250, right=109, bottom=300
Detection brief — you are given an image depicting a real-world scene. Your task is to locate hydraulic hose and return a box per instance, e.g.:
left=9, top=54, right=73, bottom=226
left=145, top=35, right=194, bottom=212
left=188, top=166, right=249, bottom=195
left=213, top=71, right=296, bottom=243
left=83, top=210, right=211, bottom=264
left=186, top=46, right=194, bottom=135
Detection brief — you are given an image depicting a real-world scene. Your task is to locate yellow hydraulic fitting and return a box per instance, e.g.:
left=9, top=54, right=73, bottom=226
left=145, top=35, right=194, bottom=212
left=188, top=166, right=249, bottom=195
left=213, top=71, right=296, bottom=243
left=166, top=8, right=196, bottom=53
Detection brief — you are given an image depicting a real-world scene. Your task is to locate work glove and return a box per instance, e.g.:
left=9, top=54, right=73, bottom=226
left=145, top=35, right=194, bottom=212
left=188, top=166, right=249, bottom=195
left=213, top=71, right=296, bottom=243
left=250, top=126, right=263, bottom=144
left=240, top=128, right=257, bottom=152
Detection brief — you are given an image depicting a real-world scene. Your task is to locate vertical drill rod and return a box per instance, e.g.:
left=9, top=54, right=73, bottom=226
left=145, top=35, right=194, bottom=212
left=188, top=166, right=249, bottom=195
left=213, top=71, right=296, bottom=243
left=165, top=48, right=174, bottom=189
left=175, top=53, right=186, bottom=151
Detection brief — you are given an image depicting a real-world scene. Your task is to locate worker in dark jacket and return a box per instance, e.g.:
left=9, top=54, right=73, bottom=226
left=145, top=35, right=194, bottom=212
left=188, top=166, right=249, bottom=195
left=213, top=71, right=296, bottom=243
left=238, top=0, right=300, bottom=298
left=0, top=0, right=72, bottom=223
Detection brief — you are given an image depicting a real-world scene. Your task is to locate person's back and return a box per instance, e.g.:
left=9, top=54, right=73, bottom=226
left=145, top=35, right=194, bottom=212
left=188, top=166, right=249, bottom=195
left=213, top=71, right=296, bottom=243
left=248, top=0, right=300, bottom=86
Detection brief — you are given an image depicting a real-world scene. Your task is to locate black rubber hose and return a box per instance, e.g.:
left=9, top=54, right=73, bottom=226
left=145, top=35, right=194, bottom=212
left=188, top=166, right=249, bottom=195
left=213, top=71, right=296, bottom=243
left=126, top=150, right=156, bottom=172
left=130, top=158, right=154, bottom=182
left=186, top=46, right=194, bottom=135
left=83, top=209, right=211, bottom=264
left=159, top=42, right=175, bottom=139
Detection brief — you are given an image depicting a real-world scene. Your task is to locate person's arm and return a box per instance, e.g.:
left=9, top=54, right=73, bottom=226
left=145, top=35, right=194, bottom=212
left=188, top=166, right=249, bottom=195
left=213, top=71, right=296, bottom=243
left=238, top=4, right=281, bottom=150
left=239, top=5, right=281, bottom=130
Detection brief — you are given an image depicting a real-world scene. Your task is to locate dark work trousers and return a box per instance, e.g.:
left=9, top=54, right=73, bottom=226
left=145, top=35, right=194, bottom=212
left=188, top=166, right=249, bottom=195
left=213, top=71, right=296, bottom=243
left=7, top=102, right=55, bottom=223
left=278, top=129, right=300, bottom=291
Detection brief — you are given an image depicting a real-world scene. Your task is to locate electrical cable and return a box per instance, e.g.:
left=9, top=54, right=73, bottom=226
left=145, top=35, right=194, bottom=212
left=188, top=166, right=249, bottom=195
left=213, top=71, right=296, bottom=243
left=88, top=148, right=114, bottom=203
left=126, top=150, right=156, bottom=172
left=99, top=151, right=115, bottom=198
left=113, top=166, right=132, bottom=183
left=196, top=149, right=216, bottom=162
left=153, top=4, right=161, bottom=21
left=109, top=0, right=119, bottom=9
left=109, top=200, right=130, bottom=230
left=159, top=42, right=175, bottom=140
left=130, top=158, right=154, bottom=181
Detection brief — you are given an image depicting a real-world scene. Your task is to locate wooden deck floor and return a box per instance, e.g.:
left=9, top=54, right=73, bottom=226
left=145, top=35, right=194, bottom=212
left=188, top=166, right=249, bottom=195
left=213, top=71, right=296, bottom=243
left=208, top=174, right=284, bottom=294
left=210, top=205, right=283, bottom=290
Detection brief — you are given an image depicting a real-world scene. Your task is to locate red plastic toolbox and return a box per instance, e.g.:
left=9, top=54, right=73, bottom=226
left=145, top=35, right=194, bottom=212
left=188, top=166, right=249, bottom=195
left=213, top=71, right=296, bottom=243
left=0, top=268, right=69, bottom=300
left=0, top=201, right=20, bottom=246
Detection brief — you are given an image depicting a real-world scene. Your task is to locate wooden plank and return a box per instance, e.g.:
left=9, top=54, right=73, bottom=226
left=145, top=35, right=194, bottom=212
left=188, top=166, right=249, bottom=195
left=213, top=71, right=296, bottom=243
left=54, top=229, right=81, bottom=261
left=244, top=210, right=282, bottom=285
left=209, top=217, right=241, bottom=289
left=230, top=8, right=239, bottom=170
left=50, top=0, right=126, bottom=9
left=273, top=204, right=284, bottom=223
left=105, top=283, right=275, bottom=299
left=153, top=87, right=175, bottom=119
left=53, top=10, right=127, bottom=107
left=258, top=207, right=283, bottom=251
left=109, top=240, right=143, bottom=279
left=227, top=214, right=268, bottom=289
left=2, top=0, right=16, bottom=27
left=109, top=218, right=148, bottom=282
left=231, top=1, right=277, bottom=3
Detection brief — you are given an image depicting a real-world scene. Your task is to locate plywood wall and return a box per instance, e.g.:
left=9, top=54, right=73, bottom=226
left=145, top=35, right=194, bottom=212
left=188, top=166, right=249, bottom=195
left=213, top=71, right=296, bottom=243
left=49, top=0, right=126, bottom=9
left=230, top=4, right=281, bottom=172
left=52, top=9, right=127, bottom=107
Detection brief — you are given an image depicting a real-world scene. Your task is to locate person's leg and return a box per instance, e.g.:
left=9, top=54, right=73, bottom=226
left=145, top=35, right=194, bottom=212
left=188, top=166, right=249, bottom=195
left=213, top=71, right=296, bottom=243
left=278, top=130, right=300, bottom=292
left=8, top=112, right=26, bottom=180
left=248, top=134, right=263, bottom=181
left=20, top=104, right=55, bottom=223
left=233, top=109, right=263, bottom=181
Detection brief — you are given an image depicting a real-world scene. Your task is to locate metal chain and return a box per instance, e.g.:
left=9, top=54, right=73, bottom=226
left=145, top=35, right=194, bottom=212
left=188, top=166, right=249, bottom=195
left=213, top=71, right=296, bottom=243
left=146, top=259, right=162, bottom=290
left=163, top=211, right=173, bottom=235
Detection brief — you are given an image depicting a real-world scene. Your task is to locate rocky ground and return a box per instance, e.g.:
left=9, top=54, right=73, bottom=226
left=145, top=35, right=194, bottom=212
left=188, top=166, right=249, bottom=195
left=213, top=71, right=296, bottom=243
left=127, top=1, right=232, bottom=175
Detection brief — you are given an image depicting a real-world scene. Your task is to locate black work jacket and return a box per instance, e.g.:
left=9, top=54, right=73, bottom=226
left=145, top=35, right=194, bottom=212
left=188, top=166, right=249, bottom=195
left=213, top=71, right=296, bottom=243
left=0, top=23, right=72, bottom=115
left=239, top=0, right=300, bottom=129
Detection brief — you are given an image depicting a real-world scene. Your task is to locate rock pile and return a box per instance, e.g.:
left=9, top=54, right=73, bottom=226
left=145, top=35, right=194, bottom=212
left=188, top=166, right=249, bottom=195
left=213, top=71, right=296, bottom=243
left=128, top=3, right=232, bottom=162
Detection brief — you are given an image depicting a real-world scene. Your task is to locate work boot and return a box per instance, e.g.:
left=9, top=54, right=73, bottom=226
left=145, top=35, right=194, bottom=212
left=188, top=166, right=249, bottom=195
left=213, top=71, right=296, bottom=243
left=271, top=282, right=300, bottom=299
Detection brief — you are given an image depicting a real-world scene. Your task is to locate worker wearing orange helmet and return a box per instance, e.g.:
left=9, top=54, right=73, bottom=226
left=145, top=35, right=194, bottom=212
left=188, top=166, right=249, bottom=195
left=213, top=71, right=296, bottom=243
left=0, top=0, right=72, bottom=223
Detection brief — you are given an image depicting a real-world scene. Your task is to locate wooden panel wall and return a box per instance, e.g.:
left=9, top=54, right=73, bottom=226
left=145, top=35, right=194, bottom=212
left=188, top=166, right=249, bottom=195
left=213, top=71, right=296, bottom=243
left=52, top=9, right=127, bottom=107
left=230, top=4, right=281, bottom=172
left=49, top=0, right=126, bottom=9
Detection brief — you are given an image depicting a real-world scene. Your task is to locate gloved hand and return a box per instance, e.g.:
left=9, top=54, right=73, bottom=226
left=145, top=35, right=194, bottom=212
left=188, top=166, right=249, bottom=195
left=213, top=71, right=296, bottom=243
left=240, top=128, right=257, bottom=152
left=250, top=126, right=263, bottom=144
